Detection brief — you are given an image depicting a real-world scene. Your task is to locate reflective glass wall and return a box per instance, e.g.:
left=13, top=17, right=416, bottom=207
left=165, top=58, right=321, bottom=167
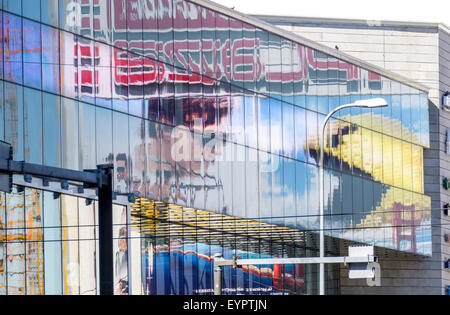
left=0, top=0, right=431, bottom=294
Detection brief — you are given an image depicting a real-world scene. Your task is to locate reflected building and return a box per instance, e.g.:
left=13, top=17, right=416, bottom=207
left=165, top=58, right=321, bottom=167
left=0, top=0, right=432, bottom=295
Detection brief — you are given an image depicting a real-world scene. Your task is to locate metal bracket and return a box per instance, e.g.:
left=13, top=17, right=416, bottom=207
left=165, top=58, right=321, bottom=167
left=366, top=262, right=381, bottom=287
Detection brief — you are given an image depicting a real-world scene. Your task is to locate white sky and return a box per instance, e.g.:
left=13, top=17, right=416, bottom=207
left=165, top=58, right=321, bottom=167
left=213, top=0, right=450, bottom=26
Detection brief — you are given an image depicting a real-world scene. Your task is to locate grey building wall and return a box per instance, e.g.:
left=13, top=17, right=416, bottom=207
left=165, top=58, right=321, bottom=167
left=438, top=27, right=450, bottom=291
left=256, top=15, right=450, bottom=294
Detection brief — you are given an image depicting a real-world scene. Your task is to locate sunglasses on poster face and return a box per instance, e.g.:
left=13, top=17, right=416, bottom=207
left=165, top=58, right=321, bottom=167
left=117, top=167, right=126, bottom=173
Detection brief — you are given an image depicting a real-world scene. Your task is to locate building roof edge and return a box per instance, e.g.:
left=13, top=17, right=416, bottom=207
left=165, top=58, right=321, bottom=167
left=188, top=0, right=431, bottom=94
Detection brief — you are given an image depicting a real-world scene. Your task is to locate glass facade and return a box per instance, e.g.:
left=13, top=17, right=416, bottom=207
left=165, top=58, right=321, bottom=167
left=0, top=0, right=431, bottom=295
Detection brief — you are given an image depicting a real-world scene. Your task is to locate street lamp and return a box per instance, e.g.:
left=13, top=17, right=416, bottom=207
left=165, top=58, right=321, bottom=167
left=318, top=98, right=388, bottom=295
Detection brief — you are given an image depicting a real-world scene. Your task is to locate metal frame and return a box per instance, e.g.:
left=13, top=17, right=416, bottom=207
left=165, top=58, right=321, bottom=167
left=213, top=252, right=380, bottom=295
left=0, top=142, right=115, bottom=295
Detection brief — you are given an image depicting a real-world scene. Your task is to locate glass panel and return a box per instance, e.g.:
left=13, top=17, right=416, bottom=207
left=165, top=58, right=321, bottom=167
left=79, top=102, right=96, bottom=170
left=113, top=204, right=128, bottom=295
left=246, top=147, right=259, bottom=220
left=43, top=93, right=61, bottom=167
left=157, top=0, right=173, bottom=64
left=282, top=102, right=294, bottom=159
left=146, top=120, right=161, bottom=201
left=412, top=144, right=423, bottom=194
left=60, top=31, right=78, bottom=99
left=420, top=93, right=429, bottom=147
left=257, top=96, right=270, bottom=152
left=306, top=110, right=318, bottom=165
left=391, top=81, right=402, bottom=140
left=161, top=124, right=176, bottom=203
left=351, top=125, right=361, bottom=176
left=0, top=192, right=5, bottom=295
left=4, top=82, right=24, bottom=161
left=6, top=188, right=25, bottom=295
left=392, top=138, right=402, bottom=188
left=129, top=116, right=146, bottom=197
left=95, top=41, right=112, bottom=108
left=42, top=25, right=60, bottom=94
left=372, top=131, right=383, bottom=183
left=259, top=151, right=272, bottom=223
left=232, top=144, right=246, bottom=218
left=23, top=19, right=42, bottom=89
left=255, top=28, right=268, bottom=95
left=43, top=191, right=62, bottom=295
left=159, top=63, right=175, bottom=125
left=268, top=34, right=281, bottom=100
left=402, top=142, right=412, bottom=192
left=305, top=47, right=317, bottom=112
left=283, top=158, right=296, bottom=228
left=382, top=135, right=393, bottom=187
left=294, top=106, right=306, bottom=162
left=3, top=13, right=23, bottom=84
left=230, top=86, right=245, bottom=145
left=25, top=188, right=44, bottom=295
left=381, top=79, right=392, bottom=137
left=191, top=130, right=204, bottom=210
left=203, top=84, right=217, bottom=136
left=217, top=82, right=231, bottom=140
left=244, top=92, right=257, bottom=149
left=61, top=195, right=79, bottom=295
left=204, top=132, right=219, bottom=213
left=96, top=106, right=113, bottom=165
left=271, top=153, right=283, bottom=226
left=293, top=43, right=306, bottom=108
left=218, top=146, right=233, bottom=216
left=3, top=0, right=21, bottom=14
left=361, top=128, right=372, bottom=178
left=113, top=111, right=130, bottom=193
left=61, top=98, right=80, bottom=170
left=175, top=125, right=190, bottom=208
left=24, top=88, right=42, bottom=164
left=112, top=47, right=128, bottom=112
left=0, top=82, right=4, bottom=141
left=316, top=53, right=329, bottom=115
left=330, top=170, right=342, bottom=239
left=59, top=0, right=84, bottom=35
left=401, top=85, right=412, bottom=143
left=270, top=98, right=282, bottom=156
left=281, top=39, right=293, bottom=105
left=41, top=0, right=59, bottom=27
left=215, top=13, right=230, bottom=83
left=353, top=176, right=363, bottom=217
left=77, top=37, right=96, bottom=103
left=306, top=164, right=319, bottom=232
left=128, top=52, right=144, bottom=117
left=411, top=91, right=421, bottom=145
left=78, top=198, right=96, bottom=295
left=187, top=2, right=202, bottom=77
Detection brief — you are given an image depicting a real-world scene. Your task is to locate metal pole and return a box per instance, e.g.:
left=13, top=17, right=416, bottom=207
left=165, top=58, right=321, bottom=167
left=214, top=253, right=223, bottom=295
left=319, top=121, right=325, bottom=296
left=319, top=104, right=364, bottom=295
left=318, top=99, right=387, bottom=295
left=98, top=164, right=114, bottom=295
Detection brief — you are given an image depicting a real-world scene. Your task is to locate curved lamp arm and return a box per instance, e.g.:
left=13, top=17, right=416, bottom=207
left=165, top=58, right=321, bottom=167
left=318, top=97, right=387, bottom=295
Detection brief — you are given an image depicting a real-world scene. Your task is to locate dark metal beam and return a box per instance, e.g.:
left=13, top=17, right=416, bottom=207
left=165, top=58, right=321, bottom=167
left=0, top=153, right=115, bottom=295
left=0, top=160, right=98, bottom=186
left=97, top=164, right=114, bottom=295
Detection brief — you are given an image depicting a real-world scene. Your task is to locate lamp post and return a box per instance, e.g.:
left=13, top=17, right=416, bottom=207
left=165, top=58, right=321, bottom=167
left=318, top=98, right=388, bottom=295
